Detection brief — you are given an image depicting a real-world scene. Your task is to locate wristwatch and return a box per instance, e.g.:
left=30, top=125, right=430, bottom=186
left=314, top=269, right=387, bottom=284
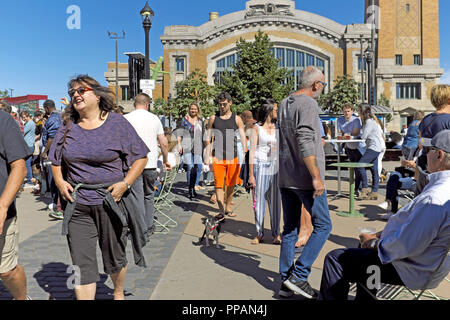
left=123, top=180, right=131, bottom=190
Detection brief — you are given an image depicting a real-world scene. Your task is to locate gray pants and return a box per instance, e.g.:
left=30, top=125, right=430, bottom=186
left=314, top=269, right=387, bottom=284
left=130, top=169, right=158, bottom=233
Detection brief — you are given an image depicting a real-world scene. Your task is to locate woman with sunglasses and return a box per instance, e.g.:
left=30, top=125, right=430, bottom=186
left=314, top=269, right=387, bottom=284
left=48, top=75, right=149, bottom=300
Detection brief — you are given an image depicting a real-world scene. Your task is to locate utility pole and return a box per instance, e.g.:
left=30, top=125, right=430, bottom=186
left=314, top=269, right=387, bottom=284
left=9, top=88, right=13, bottom=97
left=108, top=31, right=126, bottom=106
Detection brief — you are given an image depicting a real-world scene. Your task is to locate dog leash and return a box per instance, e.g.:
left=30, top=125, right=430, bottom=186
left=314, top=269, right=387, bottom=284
left=209, top=217, right=225, bottom=231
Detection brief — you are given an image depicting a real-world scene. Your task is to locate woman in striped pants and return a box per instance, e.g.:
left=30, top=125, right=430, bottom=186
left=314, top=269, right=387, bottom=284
left=248, top=99, right=281, bottom=245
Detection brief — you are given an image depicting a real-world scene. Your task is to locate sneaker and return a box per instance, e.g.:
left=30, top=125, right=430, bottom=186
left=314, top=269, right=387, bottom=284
left=283, top=275, right=318, bottom=299
left=49, top=211, right=64, bottom=220
left=380, top=212, right=393, bottom=221
left=278, top=284, right=294, bottom=298
left=368, top=192, right=378, bottom=200
left=377, top=201, right=389, bottom=210
left=23, top=183, right=34, bottom=189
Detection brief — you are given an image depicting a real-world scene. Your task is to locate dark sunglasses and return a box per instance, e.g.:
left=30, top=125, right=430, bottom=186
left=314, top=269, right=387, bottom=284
left=68, top=86, right=93, bottom=98
left=424, top=146, right=439, bottom=154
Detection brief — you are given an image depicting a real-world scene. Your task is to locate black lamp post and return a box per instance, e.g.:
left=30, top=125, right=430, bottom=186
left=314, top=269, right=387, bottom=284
left=140, top=1, right=154, bottom=80
left=365, top=46, right=374, bottom=105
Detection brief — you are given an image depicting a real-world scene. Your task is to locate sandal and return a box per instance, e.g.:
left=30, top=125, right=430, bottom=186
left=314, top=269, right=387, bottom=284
left=251, top=236, right=263, bottom=245
left=225, top=211, right=237, bottom=217
left=272, top=236, right=282, bottom=245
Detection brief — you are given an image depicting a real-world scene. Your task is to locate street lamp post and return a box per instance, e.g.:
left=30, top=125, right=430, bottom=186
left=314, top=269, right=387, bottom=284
left=365, top=46, right=373, bottom=105
left=108, top=31, right=126, bottom=106
left=359, top=34, right=365, bottom=103
left=9, top=88, right=14, bottom=98
left=140, top=1, right=154, bottom=81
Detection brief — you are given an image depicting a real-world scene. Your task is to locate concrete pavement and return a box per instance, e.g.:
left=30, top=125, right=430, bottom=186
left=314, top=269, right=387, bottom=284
left=1, top=162, right=448, bottom=300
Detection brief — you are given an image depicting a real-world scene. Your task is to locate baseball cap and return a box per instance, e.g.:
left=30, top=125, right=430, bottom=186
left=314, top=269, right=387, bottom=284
left=421, top=130, right=450, bottom=153
left=11, top=106, right=18, bottom=114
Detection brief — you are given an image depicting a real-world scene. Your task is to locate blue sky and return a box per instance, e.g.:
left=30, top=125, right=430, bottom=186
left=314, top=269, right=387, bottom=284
left=1, top=0, right=449, bottom=108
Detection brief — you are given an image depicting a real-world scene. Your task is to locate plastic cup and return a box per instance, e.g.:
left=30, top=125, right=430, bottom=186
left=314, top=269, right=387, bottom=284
left=359, top=227, right=376, bottom=234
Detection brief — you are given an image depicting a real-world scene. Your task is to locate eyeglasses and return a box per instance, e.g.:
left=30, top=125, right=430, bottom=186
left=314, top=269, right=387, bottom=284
left=68, top=87, right=93, bottom=98
left=424, top=146, right=439, bottom=154
left=317, top=81, right=327, bottom=88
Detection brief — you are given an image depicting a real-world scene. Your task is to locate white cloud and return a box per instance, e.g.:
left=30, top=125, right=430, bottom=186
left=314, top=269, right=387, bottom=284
left=440, top=69, right=450, bottom=84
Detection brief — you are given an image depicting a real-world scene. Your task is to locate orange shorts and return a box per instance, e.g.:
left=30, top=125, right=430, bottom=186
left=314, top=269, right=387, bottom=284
left=212, top=157, right=242, bottom=189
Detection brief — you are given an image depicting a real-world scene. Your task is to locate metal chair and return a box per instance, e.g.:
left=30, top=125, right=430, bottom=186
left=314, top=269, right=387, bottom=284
left=153, top=164, right=179, bottom=234
left=357, top=246, right=449, bottom=300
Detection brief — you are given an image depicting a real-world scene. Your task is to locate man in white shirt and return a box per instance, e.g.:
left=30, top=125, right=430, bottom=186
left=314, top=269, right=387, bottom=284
left=124, top=93, right=171, bottom=237
left=319, top=129, right=450, bottom=300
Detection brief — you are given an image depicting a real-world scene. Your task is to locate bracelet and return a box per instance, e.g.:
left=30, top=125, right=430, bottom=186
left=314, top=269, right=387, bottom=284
left=123, top=180, right=131, bottom=190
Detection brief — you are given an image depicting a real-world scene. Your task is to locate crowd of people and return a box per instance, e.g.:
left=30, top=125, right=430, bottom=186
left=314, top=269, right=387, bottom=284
left=0, top=70, right=448, bottom=300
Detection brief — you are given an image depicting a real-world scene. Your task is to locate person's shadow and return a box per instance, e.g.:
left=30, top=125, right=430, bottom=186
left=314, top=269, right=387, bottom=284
left=33, top=262, right=115, bottom=300
left=198, top=246, right=311, bottom=300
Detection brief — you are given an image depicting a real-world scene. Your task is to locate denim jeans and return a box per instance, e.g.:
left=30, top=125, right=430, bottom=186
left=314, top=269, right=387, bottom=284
left=183, top=153, right=203, bottom=187
left=279, top=188, right=332, bottom=282
left=24, top=146, right=34, bottom=184
left=130, top=169, right=158, bottom=232
left=385, top=172, right=416, bottom=213
left=355, top=148, right=380, bottom=193
left=345, top=147, right=362, bottom=163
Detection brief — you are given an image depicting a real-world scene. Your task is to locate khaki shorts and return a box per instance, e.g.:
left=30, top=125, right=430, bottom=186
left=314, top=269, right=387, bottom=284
left=0, top=217, right=19, bottom=274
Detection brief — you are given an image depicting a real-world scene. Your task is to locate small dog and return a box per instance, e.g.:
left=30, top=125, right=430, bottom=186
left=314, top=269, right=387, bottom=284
left=199, top=216, right=223, bottom=248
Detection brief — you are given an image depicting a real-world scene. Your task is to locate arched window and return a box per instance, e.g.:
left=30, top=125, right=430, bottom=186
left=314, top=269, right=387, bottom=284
left=214, top=47, right=327, bottom=89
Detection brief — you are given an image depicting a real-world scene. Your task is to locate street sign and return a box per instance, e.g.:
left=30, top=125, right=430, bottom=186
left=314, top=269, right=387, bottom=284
left=142, top=88, right=153, bottom=98
left=140, top=79, right=155, bottom=90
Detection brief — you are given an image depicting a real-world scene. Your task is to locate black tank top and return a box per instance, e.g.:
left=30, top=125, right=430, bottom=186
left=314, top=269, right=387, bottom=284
left=212, top=112, right=238, bottom=160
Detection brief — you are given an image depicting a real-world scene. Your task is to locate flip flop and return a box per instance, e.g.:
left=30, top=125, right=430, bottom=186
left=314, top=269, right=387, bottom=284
left=251, top=236, right=263, bottom=245
left=225, top=211, right=237, bottom=217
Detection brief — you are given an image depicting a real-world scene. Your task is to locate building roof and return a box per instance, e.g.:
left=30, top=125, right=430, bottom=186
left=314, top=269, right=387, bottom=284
left=1, top=95, right=48, bottom=105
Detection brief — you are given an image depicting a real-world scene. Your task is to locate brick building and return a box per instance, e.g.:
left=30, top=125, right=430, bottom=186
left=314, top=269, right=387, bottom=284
left=107, top=0, right=443, bottom=129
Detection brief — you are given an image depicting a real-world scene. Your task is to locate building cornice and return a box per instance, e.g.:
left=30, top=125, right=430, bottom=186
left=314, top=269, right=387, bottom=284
left=161, top=7, right=349, bottom=47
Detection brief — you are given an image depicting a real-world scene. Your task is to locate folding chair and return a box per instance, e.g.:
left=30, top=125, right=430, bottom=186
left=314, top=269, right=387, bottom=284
left=358, top=245, right=449, bottom=300
left=153, top=164, right=179, bottom=234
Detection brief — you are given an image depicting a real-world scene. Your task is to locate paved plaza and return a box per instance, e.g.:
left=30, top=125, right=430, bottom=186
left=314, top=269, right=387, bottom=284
left=0, top=162, right=448, bottom=300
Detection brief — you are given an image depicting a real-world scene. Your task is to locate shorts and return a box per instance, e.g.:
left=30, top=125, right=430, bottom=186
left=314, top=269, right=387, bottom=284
left=0, top=217, right=19, bottom=274
left=212, top=157, right=242, bottom=189
left=67, top=203, right=127, bottom=285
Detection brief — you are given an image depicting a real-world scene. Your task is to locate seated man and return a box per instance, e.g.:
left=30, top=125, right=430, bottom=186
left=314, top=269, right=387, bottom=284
left=377, top=157, right=418, bottom=220
left=319, top=130, right=450, bottom=300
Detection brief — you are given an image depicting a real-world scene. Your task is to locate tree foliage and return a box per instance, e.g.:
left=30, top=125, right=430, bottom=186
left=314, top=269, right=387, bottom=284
left=318, top=74, right=360, bottom=114
left=378, top=93, right=392, bottom=123
left=219, top=31, right=293, bottom=114
left=171, top=69, right=218, bottom=119
left=0, top=89, right=9, bottom=99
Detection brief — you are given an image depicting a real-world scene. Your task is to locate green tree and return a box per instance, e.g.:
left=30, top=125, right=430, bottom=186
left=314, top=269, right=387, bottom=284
left=0, top=89, right=9, bottom=98
left=318, top=74, right=360, bottom=115
left=219, top=31, right=293, bottom=114
left=152, top=97, right=169, bottom=117
left=378, top=93, right=392, bottom=123
left=172, top=69, right=218, bottom=119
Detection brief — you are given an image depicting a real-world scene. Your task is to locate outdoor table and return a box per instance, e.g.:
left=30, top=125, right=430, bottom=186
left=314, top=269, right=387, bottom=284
left=325, top=138, right=363, bottom=200
left=330, top=162, right=373, bottom=217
